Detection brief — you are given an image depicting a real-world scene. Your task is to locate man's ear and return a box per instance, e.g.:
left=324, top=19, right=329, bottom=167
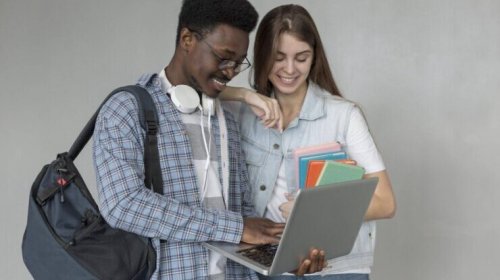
left=179, top=27, right=196, bottom=52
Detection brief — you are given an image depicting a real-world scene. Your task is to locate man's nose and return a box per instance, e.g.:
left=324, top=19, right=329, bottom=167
left=222, top=67, right=237, bottom=80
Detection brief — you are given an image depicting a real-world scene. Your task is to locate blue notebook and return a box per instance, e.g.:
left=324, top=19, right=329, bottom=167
left=298, top=151, right=347, bottom=189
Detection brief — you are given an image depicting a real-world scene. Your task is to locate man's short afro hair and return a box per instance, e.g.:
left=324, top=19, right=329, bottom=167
left=176, top=0, right=259, bottom=44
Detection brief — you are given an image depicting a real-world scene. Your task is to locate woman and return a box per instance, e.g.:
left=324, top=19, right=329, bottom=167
left=222, top=4, right=396, bottom=279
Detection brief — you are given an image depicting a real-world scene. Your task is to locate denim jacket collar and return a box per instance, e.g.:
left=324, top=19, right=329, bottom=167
left=297, top=82, right=326, bottom=121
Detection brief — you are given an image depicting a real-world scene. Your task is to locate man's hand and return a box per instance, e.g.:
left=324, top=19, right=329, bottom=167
left=294, top=248, right=326, bottom=276
left=241, top=217, right=285, bottom=244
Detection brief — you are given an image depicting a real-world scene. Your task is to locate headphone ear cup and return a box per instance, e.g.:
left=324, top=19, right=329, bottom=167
left=169, top=85, right=200, bottom=114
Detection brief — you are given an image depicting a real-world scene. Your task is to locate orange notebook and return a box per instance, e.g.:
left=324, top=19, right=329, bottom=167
left=305, top=160, right=325, bottom=189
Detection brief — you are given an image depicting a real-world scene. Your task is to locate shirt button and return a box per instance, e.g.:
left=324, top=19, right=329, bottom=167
left=260, top=185, right=266, bottom=191
left=273, top=143, right=280, bottom=150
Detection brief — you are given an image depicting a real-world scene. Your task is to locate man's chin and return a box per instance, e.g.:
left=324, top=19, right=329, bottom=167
left=195, top=79, right=226, bottom=98
left=203, top=85, right=224, bottom=98
left=205, top=90, right=221, bottom=99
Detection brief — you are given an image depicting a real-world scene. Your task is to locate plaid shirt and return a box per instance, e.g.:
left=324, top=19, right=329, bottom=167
left=93, top=74, right=257, bottom=279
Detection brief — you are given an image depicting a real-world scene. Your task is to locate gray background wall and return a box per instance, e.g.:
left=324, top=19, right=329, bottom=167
left=1, top=0, right=499, bottom=279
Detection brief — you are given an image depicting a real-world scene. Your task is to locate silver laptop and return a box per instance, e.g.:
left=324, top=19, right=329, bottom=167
left=202, top=178, right=378, bottom=276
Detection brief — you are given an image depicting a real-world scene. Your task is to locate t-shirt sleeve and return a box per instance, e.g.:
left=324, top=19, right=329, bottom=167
left=345, top=106, right=386, bottom=174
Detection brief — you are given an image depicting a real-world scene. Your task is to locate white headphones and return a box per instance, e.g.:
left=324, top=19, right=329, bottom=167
left=201, top=94, right=215, bottom=116
left=169, top=85, right=214, bottom=116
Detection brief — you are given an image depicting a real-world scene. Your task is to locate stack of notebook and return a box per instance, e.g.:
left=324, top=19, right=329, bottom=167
left=292, top=142, right=365, bottom=189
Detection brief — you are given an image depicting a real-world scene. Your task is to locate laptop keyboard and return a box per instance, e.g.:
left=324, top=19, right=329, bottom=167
left=238, top=244, right=278, bottom=266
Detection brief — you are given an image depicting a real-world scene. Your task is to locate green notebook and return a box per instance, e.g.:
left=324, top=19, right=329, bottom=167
left=315, top=160, right=365, bottom=186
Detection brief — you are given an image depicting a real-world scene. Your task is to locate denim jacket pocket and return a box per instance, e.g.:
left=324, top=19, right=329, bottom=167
left=242, top=136, right=267, bottom=166
left=241, top=136, right=269, bottom=190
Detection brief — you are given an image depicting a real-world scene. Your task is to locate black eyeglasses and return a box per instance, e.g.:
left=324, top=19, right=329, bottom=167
left=199, top=38, right=252, bottom=73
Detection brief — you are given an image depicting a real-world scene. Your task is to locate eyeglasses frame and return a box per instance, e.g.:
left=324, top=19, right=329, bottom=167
left=190, top=29, right=252, bottom=73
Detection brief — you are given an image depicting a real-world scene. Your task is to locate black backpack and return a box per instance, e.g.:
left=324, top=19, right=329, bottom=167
left=22, top=85, right=164, bottom=280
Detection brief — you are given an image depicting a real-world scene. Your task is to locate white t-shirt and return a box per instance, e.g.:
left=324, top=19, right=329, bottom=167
left=158, top=70, right=228, bottom=279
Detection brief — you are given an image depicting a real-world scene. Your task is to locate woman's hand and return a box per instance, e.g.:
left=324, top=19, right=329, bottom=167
left=242, top=90, right=283, bottom=132
left=278, top=193, right=296, bottom=220
left=219, top=86, right=283, bottom=131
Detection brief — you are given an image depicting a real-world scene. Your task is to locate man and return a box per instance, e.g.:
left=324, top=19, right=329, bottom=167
left=93, top=0, right=276, bottom=279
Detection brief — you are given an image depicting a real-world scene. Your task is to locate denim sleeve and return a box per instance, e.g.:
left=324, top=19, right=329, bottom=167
left=92, top=93, right=243, bottom=243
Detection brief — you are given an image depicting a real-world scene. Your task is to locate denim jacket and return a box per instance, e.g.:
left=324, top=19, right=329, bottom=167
left=237, top=82, right=377, bottom=274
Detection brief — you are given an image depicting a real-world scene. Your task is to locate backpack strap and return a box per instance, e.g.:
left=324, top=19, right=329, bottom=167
left=67, top=85, right=163, bottom=194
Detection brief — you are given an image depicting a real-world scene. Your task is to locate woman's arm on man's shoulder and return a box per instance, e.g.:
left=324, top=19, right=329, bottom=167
left=220, top=86, right=283, bottom=131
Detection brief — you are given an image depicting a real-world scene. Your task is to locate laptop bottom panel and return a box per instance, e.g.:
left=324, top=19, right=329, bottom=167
left=202, top=242, right=272, bottom=276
